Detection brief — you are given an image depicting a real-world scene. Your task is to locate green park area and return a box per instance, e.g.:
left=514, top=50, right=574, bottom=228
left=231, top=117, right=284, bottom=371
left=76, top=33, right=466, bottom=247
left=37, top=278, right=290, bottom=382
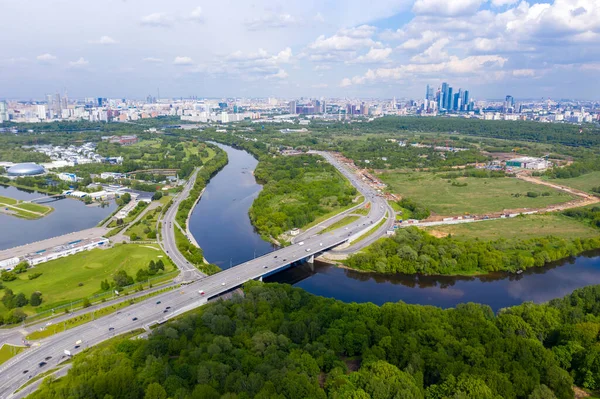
left=379, top=172, right=574, bottom=216
left=425, top=213, right=600, bottom=241
left=0, top=344, right=27, bottom=365
left=0, top=195, right=53, bottom=219
left=543, top=171, right=600, bottom=194
left=0, top=244, right=174, bottom=321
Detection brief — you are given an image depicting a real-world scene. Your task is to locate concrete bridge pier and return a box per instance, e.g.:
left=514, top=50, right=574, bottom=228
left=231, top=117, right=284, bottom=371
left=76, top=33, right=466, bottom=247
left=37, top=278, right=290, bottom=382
left=307, top=254, right=315, bottom=264
left=259, top=276, right=263, bottom=282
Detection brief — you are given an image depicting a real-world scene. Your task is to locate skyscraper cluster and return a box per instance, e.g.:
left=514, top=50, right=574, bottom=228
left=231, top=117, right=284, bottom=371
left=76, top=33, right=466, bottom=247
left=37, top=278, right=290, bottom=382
left=425, top=83, right=473, bottom=113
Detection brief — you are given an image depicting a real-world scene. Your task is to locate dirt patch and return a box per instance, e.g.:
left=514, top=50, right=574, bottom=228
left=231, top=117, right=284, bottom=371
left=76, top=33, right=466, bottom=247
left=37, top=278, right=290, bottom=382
left=341, top=356, right=361, bottom=372
left=318, top=372, right=326, bottom=388
left=573, top=386, right=591, bottom=398
left=427, top=229, right=449, bottom=238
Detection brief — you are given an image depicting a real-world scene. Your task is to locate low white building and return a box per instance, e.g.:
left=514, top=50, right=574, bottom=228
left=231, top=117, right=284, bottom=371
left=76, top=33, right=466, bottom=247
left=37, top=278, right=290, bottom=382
left=0, top=257, right=20, bottom=270
left=26, top=238, right=110, bottom=266
left=57, top=172, right=78, bottom=182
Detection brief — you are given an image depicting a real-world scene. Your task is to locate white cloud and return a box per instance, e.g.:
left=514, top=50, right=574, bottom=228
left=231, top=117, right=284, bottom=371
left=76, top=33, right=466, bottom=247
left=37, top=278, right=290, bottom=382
left=399, top=30, right=440, bottom=50
left=142, top=57, right=164, bottom=63
left=90, top=36, right=117, bottom=45
left=491, top=0, right=518, bottom=6
left=512, top=69, right=535, bottom=77
left=307, top=25, right=381, bottom=62
left=340, top=54, right=507, bottom=86
left=140, top=12, right=173, bottom=27
left=412, top=0, right=485, bottom=16
left=410, top=38, right=450, bottom=63
left=36, top=53, right=57, bottom=63
left=173, top=56, right=194, bottom=65
left=313, top=13, right=325, bottom=23
left=188, top=6, right=204, bottom=23
left=245, top=13, right=297, bottom=30
left=349, top=47, right=393, bottom=64
left=311, top=83, right=328, bottom=88
left=313, top=65, right=332, bottom=71
left=68, top=57, right=89, bottom=68
left=266, top=69, right=288, bottom=79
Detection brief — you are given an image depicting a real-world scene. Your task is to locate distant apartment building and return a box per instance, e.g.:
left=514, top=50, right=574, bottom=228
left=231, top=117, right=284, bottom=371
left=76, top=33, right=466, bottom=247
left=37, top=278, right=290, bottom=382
left=107, top=135, right=138, bottom=145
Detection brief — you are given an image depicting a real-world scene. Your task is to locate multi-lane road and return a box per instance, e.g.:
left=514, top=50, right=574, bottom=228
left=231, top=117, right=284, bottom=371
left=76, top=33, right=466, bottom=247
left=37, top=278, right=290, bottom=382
left=159, top=168, right=205, bottom=280
left=0, top=151, right=391, bottom=398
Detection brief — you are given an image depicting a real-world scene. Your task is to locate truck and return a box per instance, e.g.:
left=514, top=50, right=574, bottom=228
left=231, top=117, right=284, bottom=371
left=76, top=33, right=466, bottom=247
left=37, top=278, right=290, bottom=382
left=64, top=349, right=72, bottom=357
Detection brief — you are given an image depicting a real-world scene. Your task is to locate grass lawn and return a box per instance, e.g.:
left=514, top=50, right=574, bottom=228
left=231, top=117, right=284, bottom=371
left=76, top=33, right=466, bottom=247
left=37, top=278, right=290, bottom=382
left=0, top=344, right=27, bottom=365
left=303, top=196, right=365, bottom=230
left=380, top=172, right=574, bottom=216
left=0, top=244, right=172, bottom=319
left=424, top=213, right=600, bottom=241
left=0, top=195, right=53, bottom=219
left=543, top=171, right=600, bottom=194
left=319, top=216, right=360, bottom=235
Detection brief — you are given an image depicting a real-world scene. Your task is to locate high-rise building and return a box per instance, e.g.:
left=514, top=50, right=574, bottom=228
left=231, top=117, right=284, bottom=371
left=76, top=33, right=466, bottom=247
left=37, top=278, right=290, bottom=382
left=446, top=87, right=453, bottom=111
left=453, top=92, right=461, bottom=111
left=463, top=90, right=470, bottom=111
left=504, top=95, right=515, bottom=112
left=441, top=82, right=449, bottom=110
left=0, top=101, right=8, bottom=122
left=288, top=100, right=297, bottom=114
left=426, top=84, right=434, bottom=101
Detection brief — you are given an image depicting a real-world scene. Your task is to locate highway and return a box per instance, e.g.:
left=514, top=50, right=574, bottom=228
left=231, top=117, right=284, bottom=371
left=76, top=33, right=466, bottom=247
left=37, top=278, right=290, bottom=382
left=158, top=168, right=205, bottom=281
left=0, top=151, right=391, bottom=398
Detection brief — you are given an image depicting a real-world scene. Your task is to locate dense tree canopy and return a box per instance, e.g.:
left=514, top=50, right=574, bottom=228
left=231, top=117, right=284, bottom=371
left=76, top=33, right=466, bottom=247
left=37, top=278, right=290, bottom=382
left=30, top=282, right=600, bottom=399
left=249, top=155, right=357, bottom=240
left=345, top=226, right=600, bottom=275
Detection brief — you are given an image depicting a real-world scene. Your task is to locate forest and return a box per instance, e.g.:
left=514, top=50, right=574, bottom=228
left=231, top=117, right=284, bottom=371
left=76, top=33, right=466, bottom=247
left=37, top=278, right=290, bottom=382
left=364, top=117, right=600, bottom=148
left=28, top=281, right=600, bottom=399
left=249, top=155, right=357, bottom=241
left=337, top=138, right=488, bottom=170
left=345, top=226, right=600, bottom=275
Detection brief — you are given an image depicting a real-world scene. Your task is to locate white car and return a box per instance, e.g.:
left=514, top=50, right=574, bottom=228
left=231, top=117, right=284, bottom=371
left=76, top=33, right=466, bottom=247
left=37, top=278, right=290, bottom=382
left=319, top=243, right=323, bottom=246
left=306, top=248, right=311, bottom=252
left=298, top=241, right=304, bottom=246
left=221, top=282, right=226, bottom=286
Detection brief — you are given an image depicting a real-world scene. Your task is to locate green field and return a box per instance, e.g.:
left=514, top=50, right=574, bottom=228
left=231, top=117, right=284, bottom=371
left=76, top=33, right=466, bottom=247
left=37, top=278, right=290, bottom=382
left=544, top=171, right=600, bottom=194
left=0, top=195, right=53, bottom=219
left=0, top=344, right=26, bottom=365
left=0, top=244, right=173, bottom=318
left=319, top=216, right=359, bottom=235
left=425, top=213, right=599, bottom=241
left=380, top=172, right=574, bottom=216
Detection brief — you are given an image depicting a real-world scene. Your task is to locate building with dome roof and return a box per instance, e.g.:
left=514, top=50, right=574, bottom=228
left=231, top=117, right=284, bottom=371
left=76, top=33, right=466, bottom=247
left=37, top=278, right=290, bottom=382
left=6, top=163, right=46, bottom=176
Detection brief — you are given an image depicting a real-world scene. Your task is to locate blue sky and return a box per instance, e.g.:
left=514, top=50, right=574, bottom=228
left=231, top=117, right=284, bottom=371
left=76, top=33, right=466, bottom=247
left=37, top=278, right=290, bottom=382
left=0, top=0, right=598, bottom=100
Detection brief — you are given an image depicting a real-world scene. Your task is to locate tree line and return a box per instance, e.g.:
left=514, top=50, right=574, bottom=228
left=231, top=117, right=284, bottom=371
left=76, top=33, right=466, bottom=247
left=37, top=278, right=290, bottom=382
left=345, top=226, right=600, bottom=275
left=28, top=281, right=600, bottom=399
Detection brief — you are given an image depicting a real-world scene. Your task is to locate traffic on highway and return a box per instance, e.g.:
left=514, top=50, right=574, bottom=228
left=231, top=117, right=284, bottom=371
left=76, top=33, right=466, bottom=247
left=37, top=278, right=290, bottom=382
left=0, top=151, right=392, bottom=398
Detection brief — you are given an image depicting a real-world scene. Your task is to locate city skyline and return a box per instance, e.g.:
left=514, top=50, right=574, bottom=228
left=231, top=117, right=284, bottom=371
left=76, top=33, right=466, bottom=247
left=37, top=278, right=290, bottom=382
left=0, top=0, right=599, bottom=100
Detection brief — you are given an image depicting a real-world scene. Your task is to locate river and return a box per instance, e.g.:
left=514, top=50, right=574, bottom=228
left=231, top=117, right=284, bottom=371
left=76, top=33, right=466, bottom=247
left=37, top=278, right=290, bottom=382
left=0, top=185, right=116, bottom=250
left=189, top=144, right=600, bottom=312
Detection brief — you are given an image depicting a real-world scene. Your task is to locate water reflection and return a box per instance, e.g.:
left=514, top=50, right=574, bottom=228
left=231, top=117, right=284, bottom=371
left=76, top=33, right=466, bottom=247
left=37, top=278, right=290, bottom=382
left=268, top=251, right=600, bottom=312
left=187, top=144, right=600, bottom=312
left=0, top=185, right=116, bottom=250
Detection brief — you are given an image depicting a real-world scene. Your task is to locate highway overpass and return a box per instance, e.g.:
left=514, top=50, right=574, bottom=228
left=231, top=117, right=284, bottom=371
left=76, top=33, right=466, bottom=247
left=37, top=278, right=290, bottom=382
left=0, top=150, right=391, bottom=397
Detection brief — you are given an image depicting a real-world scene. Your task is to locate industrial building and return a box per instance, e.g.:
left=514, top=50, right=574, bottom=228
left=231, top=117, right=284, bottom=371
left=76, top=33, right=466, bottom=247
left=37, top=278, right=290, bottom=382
left=505, top=157, right=550, bottom=170
left=6, top=163, right=46, bottom=176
